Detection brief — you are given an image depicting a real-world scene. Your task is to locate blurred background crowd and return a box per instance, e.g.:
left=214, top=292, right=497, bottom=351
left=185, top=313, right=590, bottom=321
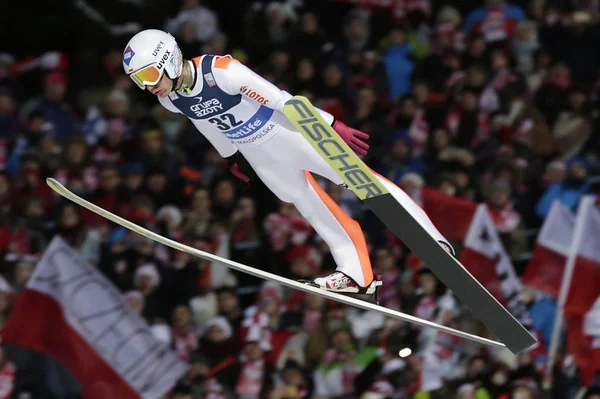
left=0, top=0, right=600, bottom=398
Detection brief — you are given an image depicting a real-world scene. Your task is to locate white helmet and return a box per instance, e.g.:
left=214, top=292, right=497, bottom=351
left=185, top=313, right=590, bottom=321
left=122, top=29, right=183, bottom=90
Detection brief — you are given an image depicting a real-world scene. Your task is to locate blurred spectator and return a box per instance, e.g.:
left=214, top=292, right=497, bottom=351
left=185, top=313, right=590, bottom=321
left=0, top=89, right=17, bottom=139
left=215, top=286, right=243, bottom=331
left=54, top=137, right=97, bottom=195
left=165, top=0, right=221, bottom=43
left=0, top=344, right=16, bottom=399
left=536, top=157, right=590, bottom=218
left=382, top=25, right=414, bottom=101
left=20, top=71, right=75, bottom=139
left=171, top=305, right=199, bottom=363
left=273, top=360, right=313, bottom=399
left=6, top=111, right=54, bottom=177
left=463, top=0, right=526, bottom=42
left=214, top=327, right=275, bottom=399
left=312, top=318, right=377, bottom=398
left=293, top=11, right=326, bottom=59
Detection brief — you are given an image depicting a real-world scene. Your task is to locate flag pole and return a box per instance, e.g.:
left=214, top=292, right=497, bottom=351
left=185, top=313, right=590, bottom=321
left=546, top=196, right=595, bottom=375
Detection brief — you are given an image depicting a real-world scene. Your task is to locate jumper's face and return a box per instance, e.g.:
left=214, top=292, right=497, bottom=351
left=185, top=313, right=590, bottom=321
left=147, top=73, right=172, bottom=97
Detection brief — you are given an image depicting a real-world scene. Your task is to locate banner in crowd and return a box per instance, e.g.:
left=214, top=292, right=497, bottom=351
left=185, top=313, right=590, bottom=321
left=559, top=196, right=600, bottom=384
left=1, top=237, right=188, bottom=399
left=522, top=201, right=575, bottom=297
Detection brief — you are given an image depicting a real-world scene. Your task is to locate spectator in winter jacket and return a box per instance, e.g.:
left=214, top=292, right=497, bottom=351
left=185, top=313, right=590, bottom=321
left=273, top=360, right=313, bottom=399
left=199, top=316, right=237, bottom=367
left=463, top=0, right=526, bottom=43
left=486, top=180, right=528, bottom=258
left=54, top=137, right=97, bottom=195
left=5, top=111, right=53, bottom=177
left=376, top=131, right=425, bottom=184
left=551, top=85, right=594, bottom=161
left=215, top=286, right=243, bottom=332
left=164, top=0, right=220, bottom=43
left=383, top=25, right=414, bottom=100
left=171, top=305, right=199, bottom=363
left=542, top=10, right=600, bottom=85
left=214, top=328, right=275, bottom=399
left=512, top=21, right=539, bottom=74
left=313, top=319, right=378, bottom=398
left=135, top=262, right=168, bottom=324
left=536, top=157, right=590, bottom=218
left=19, top=71, right=75, bottom=139
left=0, top=89, right=17, bottom=139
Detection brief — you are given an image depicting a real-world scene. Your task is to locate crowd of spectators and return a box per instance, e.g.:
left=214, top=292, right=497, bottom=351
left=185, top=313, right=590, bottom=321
left=0, top=0, right=600, bottom=398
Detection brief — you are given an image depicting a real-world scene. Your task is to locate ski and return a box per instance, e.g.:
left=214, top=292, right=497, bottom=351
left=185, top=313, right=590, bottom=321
left=46, top=177, right=504, bottom=349
left=283, top=96, right=537, bottom=354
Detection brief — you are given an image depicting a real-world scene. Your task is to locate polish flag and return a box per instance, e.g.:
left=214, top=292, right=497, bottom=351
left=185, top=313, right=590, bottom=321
left=558, top=196, right=600, bottom=384
left=522, top=201, right=575, bottom=297
left=459, top=204, right=534, bottom=329
left=1, top=237, right=188, bottom=399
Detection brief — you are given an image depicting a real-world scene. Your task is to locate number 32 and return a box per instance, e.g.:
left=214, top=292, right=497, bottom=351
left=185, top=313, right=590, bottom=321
left=208, top=113, right=243, bottom=131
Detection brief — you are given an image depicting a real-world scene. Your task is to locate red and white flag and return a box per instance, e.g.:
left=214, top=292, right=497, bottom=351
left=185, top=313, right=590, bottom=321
left=522, top=201, right=575, bottom=297
left=1, top=237, right=188, bottom=399
left=420, top=187, right=478, bottom=242
left=460, top=204, right=533, bottom=328
left=559, top=196, right=600, bottom=384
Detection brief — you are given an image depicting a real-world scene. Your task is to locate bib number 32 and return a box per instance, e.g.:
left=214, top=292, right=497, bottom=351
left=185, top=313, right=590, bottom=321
left=208, top=113, right=243, bottom=131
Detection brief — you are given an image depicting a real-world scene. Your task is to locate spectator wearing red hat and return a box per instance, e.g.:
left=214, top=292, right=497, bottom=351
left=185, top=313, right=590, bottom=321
left=284, top=244, right=321, bottom=282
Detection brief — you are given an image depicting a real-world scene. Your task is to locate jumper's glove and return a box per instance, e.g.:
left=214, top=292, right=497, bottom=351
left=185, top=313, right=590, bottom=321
left=332, top=120, right=370, bottom=157
left=226, top=151, right=255, bottom=184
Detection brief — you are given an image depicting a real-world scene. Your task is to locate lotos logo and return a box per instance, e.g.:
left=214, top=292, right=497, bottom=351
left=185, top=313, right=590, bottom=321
left=239, top=86, right=269, bottom=105
left=152, top=41, right=165, bottom=57
left=190, top=96, right=223, bottom=117
left=156, top=50, right=171, bottom=70
left=123, top=46, right=135, bottom=66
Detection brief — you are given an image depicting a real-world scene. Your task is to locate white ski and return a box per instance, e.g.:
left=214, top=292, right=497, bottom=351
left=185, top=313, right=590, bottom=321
left=46, top=177, right=504, bottom=350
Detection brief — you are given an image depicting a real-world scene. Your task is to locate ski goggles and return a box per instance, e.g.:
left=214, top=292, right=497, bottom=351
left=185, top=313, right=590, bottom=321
left=129, top=64, right=163, bottom=89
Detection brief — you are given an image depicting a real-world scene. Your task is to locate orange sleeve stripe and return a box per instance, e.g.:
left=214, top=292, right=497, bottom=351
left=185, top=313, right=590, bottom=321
left=214, top=56, right=237, bottom=69
left=305, top=171, right=373, bottom=285
left=192, top=56, right=202, bottom=68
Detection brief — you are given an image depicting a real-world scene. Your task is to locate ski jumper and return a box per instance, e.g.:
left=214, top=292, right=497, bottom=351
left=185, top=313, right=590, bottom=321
left=158, top=54, right=451, bottom=287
